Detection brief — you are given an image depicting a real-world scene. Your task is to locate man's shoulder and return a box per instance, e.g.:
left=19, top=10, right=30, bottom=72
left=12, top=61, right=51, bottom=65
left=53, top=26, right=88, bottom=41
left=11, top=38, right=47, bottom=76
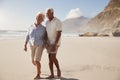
left=54, top=17, right=62, bottom=24
left=46, top=20, right=49, bottom=24
left=54, top=17, right=61, bottom=22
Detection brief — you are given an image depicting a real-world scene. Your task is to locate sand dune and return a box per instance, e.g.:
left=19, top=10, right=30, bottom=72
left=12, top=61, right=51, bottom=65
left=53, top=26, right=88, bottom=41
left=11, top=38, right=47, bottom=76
left=0, top=37, right=120, bottom=80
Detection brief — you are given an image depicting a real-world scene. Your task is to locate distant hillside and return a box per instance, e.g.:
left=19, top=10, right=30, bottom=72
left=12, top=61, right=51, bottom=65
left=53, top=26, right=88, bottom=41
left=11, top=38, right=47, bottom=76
left=63, top=16, right=89, bottom=33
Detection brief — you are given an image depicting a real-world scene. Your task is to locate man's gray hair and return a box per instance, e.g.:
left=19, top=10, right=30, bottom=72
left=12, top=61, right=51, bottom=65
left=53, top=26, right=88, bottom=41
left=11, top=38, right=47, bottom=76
left=46, top=8, right=54, bottom=13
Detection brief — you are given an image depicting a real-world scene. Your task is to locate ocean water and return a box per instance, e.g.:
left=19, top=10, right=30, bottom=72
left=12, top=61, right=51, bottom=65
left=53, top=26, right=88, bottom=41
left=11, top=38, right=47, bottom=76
left=0, top=30, right=27, bottom=39
left=0, top=30, right=79, bottom=39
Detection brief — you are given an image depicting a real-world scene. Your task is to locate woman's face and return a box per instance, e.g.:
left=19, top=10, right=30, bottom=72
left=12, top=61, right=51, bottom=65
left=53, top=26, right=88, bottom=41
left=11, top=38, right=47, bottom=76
left=36, top=14, right=44, bottom=23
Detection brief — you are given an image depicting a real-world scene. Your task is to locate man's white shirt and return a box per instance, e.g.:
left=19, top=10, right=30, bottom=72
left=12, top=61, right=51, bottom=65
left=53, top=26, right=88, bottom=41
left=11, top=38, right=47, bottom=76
left=46, top=17, right=62, bottom=46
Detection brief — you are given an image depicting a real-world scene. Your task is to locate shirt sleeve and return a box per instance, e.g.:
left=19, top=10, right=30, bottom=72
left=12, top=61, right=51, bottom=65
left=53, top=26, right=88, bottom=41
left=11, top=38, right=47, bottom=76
left=25, top=33, right=29, bottom=43
left=56, top=20, right=62, bottom=31
left=25, top=27, right=30, bottom=43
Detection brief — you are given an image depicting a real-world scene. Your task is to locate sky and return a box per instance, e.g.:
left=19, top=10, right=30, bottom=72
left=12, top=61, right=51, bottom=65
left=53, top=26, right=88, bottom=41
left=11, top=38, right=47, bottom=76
left=0, top=0, right=109, bottom=30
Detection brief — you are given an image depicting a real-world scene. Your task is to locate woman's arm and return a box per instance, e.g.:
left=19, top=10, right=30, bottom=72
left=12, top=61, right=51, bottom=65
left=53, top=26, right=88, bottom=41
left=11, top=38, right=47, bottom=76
left=24, top=31, right=29, bottom=52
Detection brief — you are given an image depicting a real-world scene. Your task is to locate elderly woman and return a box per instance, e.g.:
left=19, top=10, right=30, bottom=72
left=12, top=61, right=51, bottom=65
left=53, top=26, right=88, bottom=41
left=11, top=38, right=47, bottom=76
left=24, top=12, right=46, bottom=79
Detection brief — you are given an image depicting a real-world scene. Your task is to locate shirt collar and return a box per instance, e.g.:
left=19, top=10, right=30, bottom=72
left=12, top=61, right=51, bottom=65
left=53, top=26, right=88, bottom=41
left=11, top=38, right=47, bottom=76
left=48, top=17, right=56, bottom=22
left=34, top=23, right=42, bottom=28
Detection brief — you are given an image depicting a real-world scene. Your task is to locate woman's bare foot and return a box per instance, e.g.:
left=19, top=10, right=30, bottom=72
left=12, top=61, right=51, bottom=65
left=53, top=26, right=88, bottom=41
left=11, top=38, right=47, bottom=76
left=32, top=60, right=36, bottom=66
left=46, top=75, right=54, bottom=79
left=34, top=75, right=41, bottom=79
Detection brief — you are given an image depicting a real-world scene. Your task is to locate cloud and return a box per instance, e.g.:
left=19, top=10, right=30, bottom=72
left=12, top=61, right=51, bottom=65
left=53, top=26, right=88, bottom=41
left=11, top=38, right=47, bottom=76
left=65, top=8, right=83, bottom=19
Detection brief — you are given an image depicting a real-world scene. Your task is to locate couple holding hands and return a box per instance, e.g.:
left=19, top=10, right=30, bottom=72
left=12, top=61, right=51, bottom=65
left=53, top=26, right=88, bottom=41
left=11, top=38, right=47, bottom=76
left=24, top=8, right=62, bottom=79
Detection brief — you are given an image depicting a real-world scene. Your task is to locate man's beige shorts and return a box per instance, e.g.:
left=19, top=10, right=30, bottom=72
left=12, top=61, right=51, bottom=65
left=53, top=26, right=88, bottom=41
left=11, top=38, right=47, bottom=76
left=30, top=45, right=44, bottom=61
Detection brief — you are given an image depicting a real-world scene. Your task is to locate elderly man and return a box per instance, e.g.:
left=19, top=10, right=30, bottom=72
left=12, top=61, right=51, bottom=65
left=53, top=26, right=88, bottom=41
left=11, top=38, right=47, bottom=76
left=24, top=12, right=46, bottom=79
left=45, top=8, right=62, bottom=78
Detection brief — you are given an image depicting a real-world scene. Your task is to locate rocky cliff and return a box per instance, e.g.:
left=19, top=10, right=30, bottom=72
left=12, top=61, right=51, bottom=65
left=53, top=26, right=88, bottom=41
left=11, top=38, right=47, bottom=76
left=80, top=0, right=120, bottom=36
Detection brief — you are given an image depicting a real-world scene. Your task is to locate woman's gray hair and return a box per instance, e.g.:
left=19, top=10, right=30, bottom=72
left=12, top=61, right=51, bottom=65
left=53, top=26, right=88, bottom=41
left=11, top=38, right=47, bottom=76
left=46, top=8, right=54, bottom=13
left=36, top=12, right=45, bottom=20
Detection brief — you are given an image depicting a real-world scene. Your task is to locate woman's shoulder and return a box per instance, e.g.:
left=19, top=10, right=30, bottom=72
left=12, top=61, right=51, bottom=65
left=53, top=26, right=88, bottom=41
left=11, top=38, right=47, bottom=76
left=29, top=24, right=35, bottom=28
left=41, top=25, right=46, bottom=30
left=27, top=24, right=35, bottom=30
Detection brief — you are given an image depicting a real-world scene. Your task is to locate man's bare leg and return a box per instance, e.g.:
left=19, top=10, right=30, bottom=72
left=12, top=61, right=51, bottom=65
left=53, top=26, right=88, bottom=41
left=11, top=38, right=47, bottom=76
left=52, top=54, right=61, bottom=77
left=46, top=54, right=54, bottom=78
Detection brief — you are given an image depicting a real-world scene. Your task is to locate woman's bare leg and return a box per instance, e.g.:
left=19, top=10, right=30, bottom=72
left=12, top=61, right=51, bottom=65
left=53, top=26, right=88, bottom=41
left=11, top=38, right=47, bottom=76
left=34, top=61, right=41, bottom=79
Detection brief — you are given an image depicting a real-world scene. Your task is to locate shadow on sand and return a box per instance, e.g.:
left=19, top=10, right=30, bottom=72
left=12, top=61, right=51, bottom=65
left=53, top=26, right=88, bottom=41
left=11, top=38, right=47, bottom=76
left=46, top=77, right=79, bottom=80
left=60, top=77, right=79, bottom=80
left=34, top=77, right=79, bottom=80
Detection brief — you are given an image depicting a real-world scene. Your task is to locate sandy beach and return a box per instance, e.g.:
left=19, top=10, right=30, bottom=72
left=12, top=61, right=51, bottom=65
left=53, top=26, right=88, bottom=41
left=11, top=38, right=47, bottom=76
left=0, top=37, right=120, bottom=80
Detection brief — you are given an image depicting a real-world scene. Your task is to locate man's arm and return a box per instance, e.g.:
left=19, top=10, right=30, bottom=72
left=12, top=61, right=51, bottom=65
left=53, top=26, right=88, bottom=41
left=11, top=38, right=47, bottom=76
left=51, top=31, right=61, bottom=52
left=54, top=31, right=62, bottom=46
left=54, top=19, right=62, bottom=46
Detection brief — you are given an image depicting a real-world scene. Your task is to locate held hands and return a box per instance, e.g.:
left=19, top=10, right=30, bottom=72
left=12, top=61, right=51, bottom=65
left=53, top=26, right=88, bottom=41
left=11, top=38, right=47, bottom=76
left=51, top=44, right=57, bottom=52
left=45, top=43, right=49, bottom=49
left=45, top=43, right=57, bottom=52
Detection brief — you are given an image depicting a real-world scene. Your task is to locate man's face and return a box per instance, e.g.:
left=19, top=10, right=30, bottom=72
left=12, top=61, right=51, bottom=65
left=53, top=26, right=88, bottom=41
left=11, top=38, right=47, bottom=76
left=46, top=10, right=53, bottom=19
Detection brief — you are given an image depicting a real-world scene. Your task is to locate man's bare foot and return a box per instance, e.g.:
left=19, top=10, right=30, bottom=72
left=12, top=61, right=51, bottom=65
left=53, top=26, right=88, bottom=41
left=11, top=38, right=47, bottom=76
left=57, top=69, right=61, bottom=77
left=46, top=75, right=54, bottom=79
